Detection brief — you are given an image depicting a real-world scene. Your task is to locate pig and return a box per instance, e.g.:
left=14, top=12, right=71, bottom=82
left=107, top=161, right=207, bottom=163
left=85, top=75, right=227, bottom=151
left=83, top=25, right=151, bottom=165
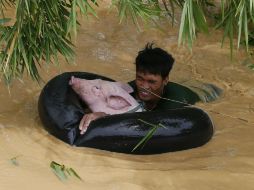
left=69, top=76, right=142, bottom=133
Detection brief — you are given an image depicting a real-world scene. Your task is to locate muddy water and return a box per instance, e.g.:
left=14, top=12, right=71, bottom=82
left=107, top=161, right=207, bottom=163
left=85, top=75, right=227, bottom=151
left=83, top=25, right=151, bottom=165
left=1, top=6, right=254, bottom=190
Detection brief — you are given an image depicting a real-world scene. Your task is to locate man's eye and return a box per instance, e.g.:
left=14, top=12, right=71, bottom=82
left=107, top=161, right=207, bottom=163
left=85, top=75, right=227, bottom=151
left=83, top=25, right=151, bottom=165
left=95, top=86, right=99, bottom=89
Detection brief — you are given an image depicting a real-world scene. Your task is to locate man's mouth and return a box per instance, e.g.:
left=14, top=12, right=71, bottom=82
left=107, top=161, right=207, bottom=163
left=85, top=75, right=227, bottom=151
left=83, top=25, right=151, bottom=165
left=139, top=89, right=150, bottom=97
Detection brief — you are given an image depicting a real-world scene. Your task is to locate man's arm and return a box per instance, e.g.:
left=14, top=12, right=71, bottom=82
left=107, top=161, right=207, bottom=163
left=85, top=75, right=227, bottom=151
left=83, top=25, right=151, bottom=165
left=79, top=112, right=108, bottom=134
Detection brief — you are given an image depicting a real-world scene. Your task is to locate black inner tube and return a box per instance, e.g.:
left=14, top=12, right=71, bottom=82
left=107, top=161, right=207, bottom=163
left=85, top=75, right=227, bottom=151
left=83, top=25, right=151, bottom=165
left=38, top=72, right=214, bottom=154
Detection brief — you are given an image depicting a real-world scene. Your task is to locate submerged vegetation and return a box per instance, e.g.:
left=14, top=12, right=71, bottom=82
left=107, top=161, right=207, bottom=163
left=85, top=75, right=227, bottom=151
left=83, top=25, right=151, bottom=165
left=10, top=155, right=21, bottom=166
left=0, top=0, right=253, bottom=82
left=50, top=161, right=82, bottom=181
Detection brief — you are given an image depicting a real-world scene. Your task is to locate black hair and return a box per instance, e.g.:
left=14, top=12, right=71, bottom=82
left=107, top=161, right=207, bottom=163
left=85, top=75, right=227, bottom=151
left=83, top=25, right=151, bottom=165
left=134, top=43, right=174, bottom=79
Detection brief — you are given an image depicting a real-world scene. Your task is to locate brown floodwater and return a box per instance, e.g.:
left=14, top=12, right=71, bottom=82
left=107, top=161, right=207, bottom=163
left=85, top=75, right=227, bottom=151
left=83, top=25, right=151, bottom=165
left=1, top=5, right=254, bottom=190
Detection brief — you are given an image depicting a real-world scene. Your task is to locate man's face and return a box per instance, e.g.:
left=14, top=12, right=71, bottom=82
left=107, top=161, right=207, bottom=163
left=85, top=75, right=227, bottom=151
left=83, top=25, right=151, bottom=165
left=135, top=71, right=168, bottom=102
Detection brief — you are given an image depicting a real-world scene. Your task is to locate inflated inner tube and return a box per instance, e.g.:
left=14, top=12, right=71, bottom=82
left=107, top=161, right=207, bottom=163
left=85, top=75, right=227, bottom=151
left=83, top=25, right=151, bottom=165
left=38, top=72, right=214, bottom=154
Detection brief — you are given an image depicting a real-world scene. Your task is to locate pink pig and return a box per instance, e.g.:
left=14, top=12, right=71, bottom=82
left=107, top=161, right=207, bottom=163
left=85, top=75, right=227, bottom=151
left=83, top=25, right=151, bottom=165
left=69, top=76, right=142, bottom=133
left=69, top=76, right=141, bottom=114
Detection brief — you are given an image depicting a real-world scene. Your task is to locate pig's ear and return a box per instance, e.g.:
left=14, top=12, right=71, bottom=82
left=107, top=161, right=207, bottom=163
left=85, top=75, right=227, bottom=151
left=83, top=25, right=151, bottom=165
left=106, top=95, right=131, bottom=110
left=114, top=82, right=134, bottom=94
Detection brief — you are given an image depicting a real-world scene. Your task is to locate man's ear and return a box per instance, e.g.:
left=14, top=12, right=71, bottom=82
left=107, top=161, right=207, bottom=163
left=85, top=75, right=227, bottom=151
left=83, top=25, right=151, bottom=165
left=163, top=76, right=169, bottom=85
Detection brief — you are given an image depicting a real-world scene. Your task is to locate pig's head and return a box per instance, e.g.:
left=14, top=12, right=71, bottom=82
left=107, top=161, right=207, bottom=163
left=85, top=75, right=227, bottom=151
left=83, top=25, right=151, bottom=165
left=69, top=76, right=138, bottom=113
left=69, top=76, right=105, bottom=105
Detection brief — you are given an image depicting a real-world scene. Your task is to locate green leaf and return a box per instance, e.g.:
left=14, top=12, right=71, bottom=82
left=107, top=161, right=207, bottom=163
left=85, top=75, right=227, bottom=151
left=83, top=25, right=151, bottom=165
left=132, top=119, right=165, bottom=152
left=68, top=168, right=83, bottom=181
left=50, top=161, right=67, bottom=181
left=50, top=161, right=82, bottom=181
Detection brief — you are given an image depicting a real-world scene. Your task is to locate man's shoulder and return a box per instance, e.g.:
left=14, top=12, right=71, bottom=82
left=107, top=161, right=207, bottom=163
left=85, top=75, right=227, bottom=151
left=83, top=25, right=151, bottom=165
left=164, top=82, right=200, bottom=103
left=155, top=82, right=200, bottom=110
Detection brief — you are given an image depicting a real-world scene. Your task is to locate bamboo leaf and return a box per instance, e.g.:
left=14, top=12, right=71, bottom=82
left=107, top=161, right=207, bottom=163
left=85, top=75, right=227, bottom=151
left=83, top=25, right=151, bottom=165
left=243, top=4, right=248, bottom=51
left=178, top=0, right=187, bottom=45
left=50, top=161, right=82, bottom=181
left=81, top=0, right=98, bottom=17
left=132, top=119, right=165, bottom=152
left=50, top=161, right=68, bottom=181
left=68, top=168, right=83, bottom=181
left=193, top=1, right=208, bottom=33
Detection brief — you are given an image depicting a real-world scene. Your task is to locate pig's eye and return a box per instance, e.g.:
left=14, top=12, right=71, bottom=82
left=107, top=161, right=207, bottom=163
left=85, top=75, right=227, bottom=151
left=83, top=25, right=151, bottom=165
left=92, top=85, right=101, bottom=96
left=93, top=86, right=100, bottom=91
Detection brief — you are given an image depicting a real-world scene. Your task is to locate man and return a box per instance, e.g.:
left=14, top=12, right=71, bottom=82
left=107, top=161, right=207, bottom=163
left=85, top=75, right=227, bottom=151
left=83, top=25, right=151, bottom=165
left=129, top=43, right=200, bottom=111
left=79, top=43, right=200, bottom=134
left=129, top=42, right=174, bottom=111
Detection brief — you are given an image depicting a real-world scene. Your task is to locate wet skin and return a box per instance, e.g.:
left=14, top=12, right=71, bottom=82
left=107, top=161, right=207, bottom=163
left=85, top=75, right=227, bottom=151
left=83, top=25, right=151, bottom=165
left=135, top=71, right=168, bottom=110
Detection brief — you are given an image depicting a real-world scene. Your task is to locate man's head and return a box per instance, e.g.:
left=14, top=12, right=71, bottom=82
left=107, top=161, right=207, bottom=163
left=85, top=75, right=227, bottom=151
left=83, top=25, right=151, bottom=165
left=134, top=43, right=175, bottom=105
left=135, top=43, right=174, bottom=79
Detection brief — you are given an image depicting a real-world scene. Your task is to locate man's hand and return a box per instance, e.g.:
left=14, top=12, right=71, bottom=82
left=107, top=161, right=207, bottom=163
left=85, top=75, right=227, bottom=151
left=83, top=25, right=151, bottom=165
left=79, top=112, right=108, bottom=135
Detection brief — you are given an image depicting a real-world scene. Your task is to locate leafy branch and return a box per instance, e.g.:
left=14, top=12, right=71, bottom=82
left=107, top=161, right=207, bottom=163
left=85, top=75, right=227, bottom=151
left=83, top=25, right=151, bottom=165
left=178, top=0, right=208, bottom=49
left=0, top=0, right=98, bottom=83
left=111, top=0, right=161, bottom=30
left=216, top=0, right=254, bottom=56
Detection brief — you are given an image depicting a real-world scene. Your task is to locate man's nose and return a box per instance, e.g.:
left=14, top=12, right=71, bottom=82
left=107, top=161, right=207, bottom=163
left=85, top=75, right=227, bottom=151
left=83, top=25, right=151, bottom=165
left=141, top=81, right=149, bottom=89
